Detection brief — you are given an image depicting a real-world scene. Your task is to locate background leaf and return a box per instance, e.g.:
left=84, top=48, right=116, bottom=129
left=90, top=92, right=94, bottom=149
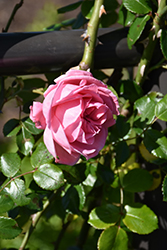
left=160, top=29, right=167, bottom=59
left=0, top=194, right=14, bottom=213
left=0, top=216, right=22, bottom=239
left=58, top=1, right=83, bottom=13
left=98, top=226, right=128, bottom=250
left=3, top=119, right=20, bottom=137
left=33, top=164, right=64, bottom=190
left=123, top=203, right=158, bottom=234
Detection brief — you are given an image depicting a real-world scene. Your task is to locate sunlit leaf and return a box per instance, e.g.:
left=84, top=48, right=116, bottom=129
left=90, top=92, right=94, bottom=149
left=118, top=4, right=135, bottom=26
left=22, top=117, right=43, bottom=135
left=0, top=216, right=22, bottom=239
left=127, top=15, right=150, bottom=49
left=123, top=0, right=152, bottom=14
left=88, top=204, right=121, bottom=229
left=33, top=164, right=64, bottom=190
left=155, top=94, right=167, bottom=121
left=134, top=95, right=156, bottom=124
left=98, top=226, right=128, bottom=250
left=123, top=203, right=158, bottom=234
left=5, top=179, right=30, bottom=206
left=0, top=153, right=21, bottom=177
left=16, top=126, right=35, bottom=156
left=30, top=142, right=53, bottom=168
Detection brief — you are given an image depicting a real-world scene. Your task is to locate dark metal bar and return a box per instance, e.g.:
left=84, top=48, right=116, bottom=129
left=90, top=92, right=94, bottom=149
left=0, top=28, right=143, bottom=75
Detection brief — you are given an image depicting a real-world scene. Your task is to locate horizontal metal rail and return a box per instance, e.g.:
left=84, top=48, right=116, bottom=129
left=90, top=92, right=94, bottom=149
left=0, top=28, right=143, bottom=75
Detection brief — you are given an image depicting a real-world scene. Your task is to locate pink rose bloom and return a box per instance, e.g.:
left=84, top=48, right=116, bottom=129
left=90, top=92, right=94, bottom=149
left=30, top=69, right=119, bottom=165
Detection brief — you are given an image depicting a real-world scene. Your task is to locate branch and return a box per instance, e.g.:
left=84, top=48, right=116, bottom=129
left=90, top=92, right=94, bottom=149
left=19, top=191, right=57, bottom=250
left=135, top=0, right=167, bottom=85
left=79, top=0, right=105, bottom=70
left=3, top=0, right=24, bottom=32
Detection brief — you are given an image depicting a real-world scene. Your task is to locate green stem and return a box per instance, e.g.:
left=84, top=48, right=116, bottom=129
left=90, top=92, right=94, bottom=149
left=0, top=170, right=36, bottom=193
left=79, top=0, right=104, bottom=70
left=19, top=191, right=57, bottom=250
left=3, top=0, right=24, bottom=32
left=135, top=0, right=167, bottom=85
left=53, top=221, right=70, bottom=250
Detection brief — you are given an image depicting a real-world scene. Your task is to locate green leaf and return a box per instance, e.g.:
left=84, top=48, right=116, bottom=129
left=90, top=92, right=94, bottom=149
left=5, top=178, right=30, bottom=206
left=134, top=95, right=156, bottom=124
left=127, top=15, right=150, bottom=49
left=115, top=141, right=130, bottom=167
left=74, top=184, right=86, bottom=210
left=26, top=193, right=43, bottom=211
left=155, top=94, right=167, bottom=121
left=30, top=142, right=53, bottom=168
left=16, top=126, right=35, bottom=156
left=144, top=129, right=167, bottom=160
left=33, top=164, right=64, bottom=190
left=23, top=78, right=46, bottom=90
left=0, top=153, right=21, bottom=177
left=81, top=0, right=94, bottom=19
left=58, top=1, right=83, bottom=13
left=100, top=11, right=118, bottom=28
left=3, top=119, right=20, bottom=137
left=119, top=80, right=143, bottom=103
left=72, top=12, right=88, bottom=29
left=160, top=29, right=167, bottom=59
left=123, top=203, right=158, bottom=234
left=123, top=0, right=152, bottom=14
left=0, top=194, right=14, bottom=213
left=59, top=163, right=86, bottom=184
left=122, top=168, right=153, bottom=192
left=22, top=117, right=43, bottom=135
left=118, top=4, right=136, bottom=26
left=98, top=226, right=128, bottom=250
left=0, top=216, right=22, bottom=239
left=88, top=204, right=121, bottom=229
left=62, top=185, right=81, bottom=214
left=162, top=175, right=167, bottom=202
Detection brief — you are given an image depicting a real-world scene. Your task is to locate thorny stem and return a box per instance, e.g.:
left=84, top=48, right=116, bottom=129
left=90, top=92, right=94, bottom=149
left=0, top=170, right=36, bottom=193
left=135, top=0, right=167, bottom=85
left=3, top=0, right=24, bottom=32
left=19, top=191, right=57, bottom=250
left=79, top=0, right=104, bottom=70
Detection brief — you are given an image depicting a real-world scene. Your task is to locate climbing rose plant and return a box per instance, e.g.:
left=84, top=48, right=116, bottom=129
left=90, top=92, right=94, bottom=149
left=1, top=0, right=167, bottom=249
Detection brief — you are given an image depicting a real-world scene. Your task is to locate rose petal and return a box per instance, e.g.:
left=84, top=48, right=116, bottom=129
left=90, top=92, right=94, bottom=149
left=72, top=127, right=107, bottom=159
left=30, top=102, right=46, bottom=129
left=54, top=142, right=80, bottom=165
